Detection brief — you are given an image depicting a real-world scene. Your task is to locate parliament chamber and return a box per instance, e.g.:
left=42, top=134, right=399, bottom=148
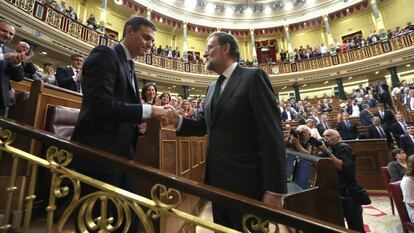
left=0, top=0, right=413, bottom=232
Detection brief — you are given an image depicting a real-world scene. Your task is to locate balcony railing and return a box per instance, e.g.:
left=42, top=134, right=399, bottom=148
left=5, top=0, right=413, bottom=77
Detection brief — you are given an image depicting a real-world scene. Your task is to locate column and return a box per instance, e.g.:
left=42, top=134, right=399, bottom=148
left=183, top=85, right=190, bottom=99
left=370, top=0, right=386, bottom=36
left=98, top=0, right=107, bottom=33
left=388, top=66, right=400, bottom=88
left=292, top=82, right=300, bottom=101
left=336, top=78, right=346, bottom=100
left=183, top=22, right=188, bottom=61
left=323, top=14, right=334, bottom=47
left=284, top=25, right=293, bottom=61
left=146, top=8, right=151, bottom=21
left=250, top=29, right=257, bottom=66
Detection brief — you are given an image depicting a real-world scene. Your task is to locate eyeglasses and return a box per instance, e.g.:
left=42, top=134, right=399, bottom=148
left=205, top=44, right=221, bottom=53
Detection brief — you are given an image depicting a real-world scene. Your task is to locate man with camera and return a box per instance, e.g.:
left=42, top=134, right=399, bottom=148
left=318, top=129, right=365, bottom=232
left=288, top=125, right=323, bottom=155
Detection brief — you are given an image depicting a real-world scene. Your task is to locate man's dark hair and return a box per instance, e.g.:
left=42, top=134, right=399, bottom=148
left=70, top=54, right=83, bottom=61
left=406, top=154, right=414, bottom=176
left=392, top=148, right=404, bottom=159
left=43, top=62, right=54, bottom=68
left=122, top=16, right=157, bottom=39
left=208, top=32, right=240, bottom=62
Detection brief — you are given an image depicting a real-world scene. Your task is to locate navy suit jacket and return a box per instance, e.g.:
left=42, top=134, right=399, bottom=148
left=316, top=122, right=333, bottom=137
left=178, top=65, right=287, bottom=198
left=72, top=44, right=142, bottom=169
left=400, top=135, right=414, bottom=156
left=337, top=120, right=358, bottom=140
left=281, top=110, right=295, bottom=121
left=56, top=66, right=77, bottom=92
left=359, top=109, right=372, bottom=126
left=367, top=124, right=387, bottom=139
left=0, top=46, right=24, bottom=110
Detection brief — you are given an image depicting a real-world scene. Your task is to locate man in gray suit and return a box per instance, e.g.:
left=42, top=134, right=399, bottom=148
left=166, top=32, right=286, bottom=230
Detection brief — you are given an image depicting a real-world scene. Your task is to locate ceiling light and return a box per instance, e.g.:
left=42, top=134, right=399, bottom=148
left=114, top=0, right=122, bottom=5
left=375, top=71, right=380, bottom=75
left=264, top=5, right=271, bottom=14
left=184, top=0, right=197, bottom=10
left=282, top=86, right=287, bottom=89
left=245, top=7, right=252, bottom=15
left=406, top=64, right=411, bottom=67
left=285, top=2, right=293, bottom=11
left=225, top=6, right=233, bottom=15
left=40, top=51, right=47, bottom=55
left=205, top=3, right=214, bottom=13
left=348, top=76, right=352, bottom=80
left=159, top=17, right=163, bottom=23
left=346, top=8, right=349, bottom=12
left=302, top=84, right=307, bottom=87
left=172, top=85, right=176, bottom=88
left=195, top=27, right=198, bottom=32
left=324, top=80, right=329, bottom=84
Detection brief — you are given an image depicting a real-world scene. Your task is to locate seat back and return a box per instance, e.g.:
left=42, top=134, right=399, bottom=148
left=380, top=166, right=392, bottom=195
left=390, top=181, right=411, bottom=225
left=44, top=105, right=80, bottom=140
left=293, top=158, right=315, bottom=190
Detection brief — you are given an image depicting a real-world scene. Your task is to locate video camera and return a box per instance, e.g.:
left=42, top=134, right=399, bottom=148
left=308, top=137, right=326, bottom=147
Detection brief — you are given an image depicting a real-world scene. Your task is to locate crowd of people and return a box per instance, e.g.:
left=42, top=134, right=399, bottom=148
left=280, top=22, right=414, bottom=63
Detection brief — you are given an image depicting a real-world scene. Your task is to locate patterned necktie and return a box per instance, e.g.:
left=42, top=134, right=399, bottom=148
left=377, top=126, right=385, bottom=138
left=211, top=75, right=226, bottom=116
left=75, top=69, right=81, bottom=92
left=128, top=60, right=136, bottom=94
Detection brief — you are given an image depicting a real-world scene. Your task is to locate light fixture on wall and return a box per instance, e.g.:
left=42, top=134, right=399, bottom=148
left=114, top=0, right=122, bottom=5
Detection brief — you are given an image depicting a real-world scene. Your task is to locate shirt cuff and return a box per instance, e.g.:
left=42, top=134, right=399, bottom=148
left=176, top=115, right=183, bottom=131
left=142, top=104, right=151, bottom=120
left=0, top=54, right=4, bottom=61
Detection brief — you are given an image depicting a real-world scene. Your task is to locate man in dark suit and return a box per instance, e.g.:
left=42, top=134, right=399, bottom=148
left=56, top=54, right=84, bottom=92
left=0, top=19, right=25, bottom=116
left=316, top=114, right=332, bottom=137
left=166, top=32, right=286, bottom=230
left=15, top=41, right=36, bottom=78
left=373, top=105, right=386, bottom=124
left=319, top=99, right=332, bottom=112
left=71, top=17, right=168, bottom=196
left=400, top=125, right=414, bottom=156
left=367, top=117, right=388, bottom=139
left=392, top=113, right=410, bottom=146
left=337, top=112, right=358, bottom=140
left=281, top=105, right=296, bottom=122
left=359, top=104, right=373, bottom=126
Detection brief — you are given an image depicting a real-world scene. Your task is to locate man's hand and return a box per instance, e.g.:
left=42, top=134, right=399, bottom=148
left=318, top=142, right=329, bottom=153
left=151, top=106, right=168, bottom=121
left=262, top=191, right=284, bottom=209
left=163, top=106, right=180, bottom=127
left=4, top=52, right=24, bottom=65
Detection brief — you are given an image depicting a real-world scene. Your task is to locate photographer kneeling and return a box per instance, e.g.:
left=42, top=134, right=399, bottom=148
left=318, top=129, right=365, bottom=232
left=287, top=125, right=322, bottom=155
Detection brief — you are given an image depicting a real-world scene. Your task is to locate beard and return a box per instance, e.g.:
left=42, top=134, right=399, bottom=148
left=205, top=59, right=216, bottom=71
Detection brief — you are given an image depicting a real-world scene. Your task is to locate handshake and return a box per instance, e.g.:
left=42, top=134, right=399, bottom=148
left=150, top=105, right=180, bottom=127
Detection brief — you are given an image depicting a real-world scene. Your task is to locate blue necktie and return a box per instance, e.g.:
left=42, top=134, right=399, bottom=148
left=211, top=75, right=226, bottom=116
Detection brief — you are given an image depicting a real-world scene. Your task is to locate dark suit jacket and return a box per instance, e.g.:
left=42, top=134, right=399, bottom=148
left=316, top=122, right=333, bottom=137
left=72, top=44, right=141, bottom=169
left=359, top=109, right=372, bottom=126
left=346, top=104, right=362, bottom=115
left=367, top=99, right=377, bottom=108
left=0, top=46, right=24, bottom=110
left=337, top=120, right=358, bottom=140
left=178, top=65, right=287, bottom=199
left=22, top=62, right=36, bottom=78
left=373, top=111, right=386, bottom=124
left=400, top=135, right=414, bottom=156
left=319, top=103, right=332, bottom=112
left=367, top=124, right=388, bottom=139
left=56, top=66, right=77, bottom=92
left=281, top=110, right=295, bottom=121
left=392, top=122, right=408, bottom=142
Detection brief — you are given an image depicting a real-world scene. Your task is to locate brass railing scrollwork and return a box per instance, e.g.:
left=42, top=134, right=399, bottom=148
left=0, top=128, right=16, bottom=146
left=46, top=146, right=73, bottom=167
left=151, top=183, right=182, bottom=209
left=242, top=214, right=279, bottom=233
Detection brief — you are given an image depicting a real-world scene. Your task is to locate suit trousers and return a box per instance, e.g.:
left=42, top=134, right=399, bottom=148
left=341, top=195, right=365, bottom=232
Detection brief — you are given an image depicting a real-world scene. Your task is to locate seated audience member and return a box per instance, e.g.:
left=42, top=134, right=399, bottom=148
left=282, top=106, right=296, bottom=122
left=388, top=148, right=407, bottom=182
left=337, top=112, right=358, bottom=140
left=316, top=114, right=332, bottom=137
left=319, top=99, right=332, bottom=112
left=15, top=41, right=36, bottom=79
left=367, top=94, right=377, bottom=108
left=295, top=100, right=307, bottom=113
left=87, top=14, right=98, bottom=29
left=170, top=96, right=179, bottom=110
left=56, top=0, right=66, bottom=12
left=309, top=109, right=321, bottom=125
left=193, top=98, right=203, bottom=121
left=296, top=111, right=308, bottom=125
left=400, top=154, right=414, bottom=223
left=392, top=114, right=410, bottom=146
left=287, top=125, right=313, bottom=155
left=65, top=6, right=77, bottom=20
left=56, top=54, right=84, bottom=92
left=278, top=102, right=285, bottom=115
left=347, top=99, right=361, bottom=117
left=400, top=124, right=414, bottom=156
left=177, top=99, right=194, bottom=119
left=306, top=119, right=322, bottom=140
left=359, top=104, right=373, bottom=126
left=40, top=63, right=57, bottom=85
left=159, top=92, right=171, bottom=106
left=141, top=83, right=157, bottom=105
left=408, top=89, right=414, bottom=111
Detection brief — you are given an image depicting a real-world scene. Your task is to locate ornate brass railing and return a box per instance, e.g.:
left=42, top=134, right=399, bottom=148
left=4, top=0, right=414, bottom=77
left=0, top=118, right=351, bottom=232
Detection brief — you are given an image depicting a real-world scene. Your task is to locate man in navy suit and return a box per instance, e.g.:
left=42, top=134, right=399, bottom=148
left=56, top=54, right=84, bottom=92
left=316, top=114, right=332, bottom=137
left=71, top=16, right=168, bottom=199
left=359, top=104, right=373, bottom=126
left=337, top=112, right=358, bottom=140
left=392, top=113, right=410, bottom=146
left=0, top=19, right=25, bottom=116
left=400, top=125, right=414, bottom=156
left=166, top=32, right=286, bottom=230
left=367, top=117, right=388, bottom=139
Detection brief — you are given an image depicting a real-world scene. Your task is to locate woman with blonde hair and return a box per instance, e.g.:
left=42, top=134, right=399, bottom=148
left=306, top=119, right=322, bottom=140
left=178, top=99, right=194, bottom=119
